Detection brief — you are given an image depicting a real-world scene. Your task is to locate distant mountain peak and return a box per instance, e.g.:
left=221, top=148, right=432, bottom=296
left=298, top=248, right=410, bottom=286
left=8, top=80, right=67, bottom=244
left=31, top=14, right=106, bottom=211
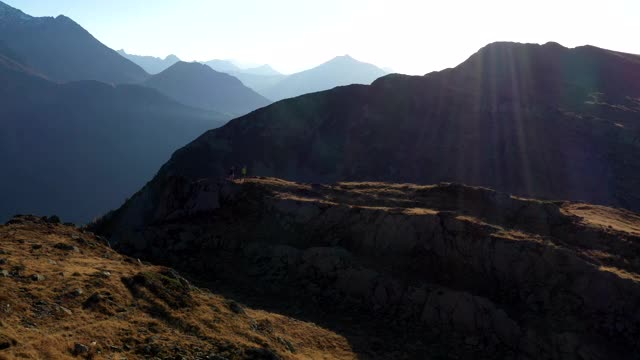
left=202, top=59, right=241, bottom=73
left=262, top=54, right=387, bottom=101
left=331, top=54, right=356, bottom=62
left=165, top=54, right=180, bottom=62
left=239, top=64, right=282, bottom=76
left=543, top=41, right=567, bottom=49
left=322, top=54, right=379, bottom=68
left=143, top=60, right=271, bottom=115
left=169, top=60, right=212, bottom=72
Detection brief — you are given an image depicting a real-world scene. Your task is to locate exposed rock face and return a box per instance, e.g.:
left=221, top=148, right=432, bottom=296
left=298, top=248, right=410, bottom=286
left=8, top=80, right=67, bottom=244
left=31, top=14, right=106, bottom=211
left=155, top=42, right=640, bottom=212
left=96, top=177, right=640, bottom=359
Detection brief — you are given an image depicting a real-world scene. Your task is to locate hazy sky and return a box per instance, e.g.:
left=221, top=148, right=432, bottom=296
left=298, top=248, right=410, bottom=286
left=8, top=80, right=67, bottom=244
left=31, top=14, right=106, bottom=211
left=5, top=0, right=640, bottom=74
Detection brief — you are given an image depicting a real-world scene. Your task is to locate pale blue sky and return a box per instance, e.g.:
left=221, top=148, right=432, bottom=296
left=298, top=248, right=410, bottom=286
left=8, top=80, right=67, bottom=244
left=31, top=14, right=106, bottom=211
left=5, top=0, right=640, bottom=74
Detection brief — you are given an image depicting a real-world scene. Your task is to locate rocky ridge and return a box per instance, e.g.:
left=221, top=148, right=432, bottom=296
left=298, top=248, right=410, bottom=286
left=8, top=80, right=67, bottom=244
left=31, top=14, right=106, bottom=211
left=95, top=177, right=640, bottom=359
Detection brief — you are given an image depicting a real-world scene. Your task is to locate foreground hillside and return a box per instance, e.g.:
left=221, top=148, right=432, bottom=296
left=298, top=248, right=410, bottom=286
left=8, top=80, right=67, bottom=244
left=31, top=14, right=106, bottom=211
left=0, top=215, right=355, bottom=359
left=96, top=177, right=640, bottom=359
left=154, top=41, right=640, bottom=212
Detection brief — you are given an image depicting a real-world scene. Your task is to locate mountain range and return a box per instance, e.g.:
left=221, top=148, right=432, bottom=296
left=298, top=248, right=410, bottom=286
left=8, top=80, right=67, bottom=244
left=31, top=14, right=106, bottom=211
left=202, top=59, right=281, bottom=76
left=139, top=41, right=640, bottom=213
left=123, top=50, right=389, bottom=101
left=0, top=0, right=273, bottom=116
left=142, top=61, right=271, bottom=116
left=261, top=55, right=388, bottom=101
left=0, top=55, right=227, bottom=223
left=0, top=3, right=230, bottom=223
left=117, top=49, right=180, bottom=74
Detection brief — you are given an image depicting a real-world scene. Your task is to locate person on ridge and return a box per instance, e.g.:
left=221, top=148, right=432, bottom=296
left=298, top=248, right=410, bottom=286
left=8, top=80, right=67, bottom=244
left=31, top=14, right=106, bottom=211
left=228, top=166, right=235, bottom=180
left=242, top=165, right=247, bottom=178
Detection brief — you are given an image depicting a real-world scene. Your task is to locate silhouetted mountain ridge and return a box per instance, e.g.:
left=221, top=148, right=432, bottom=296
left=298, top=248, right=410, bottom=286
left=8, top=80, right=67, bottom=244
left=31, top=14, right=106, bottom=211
left=135, top=41, right=640, bottom=212
left=143, top=61, right=271, bottom=116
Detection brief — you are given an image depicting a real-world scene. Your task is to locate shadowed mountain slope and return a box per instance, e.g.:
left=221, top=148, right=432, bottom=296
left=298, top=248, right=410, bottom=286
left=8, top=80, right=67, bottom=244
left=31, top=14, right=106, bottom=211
left=0, top=54, right=227, bottom=224
left=94, top=177, right=640, bottom=359
left=0, top=1, right=147, bottom=83
left=149, top=42, right=640, bottom=212
left=143, top=61, right=272, bottom=116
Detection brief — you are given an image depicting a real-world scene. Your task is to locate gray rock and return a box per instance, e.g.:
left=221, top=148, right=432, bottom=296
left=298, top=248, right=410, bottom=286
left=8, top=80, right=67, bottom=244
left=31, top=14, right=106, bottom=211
left=73, top=343, right=89, bottom=355
left=58, top=305, right=73, bottom=315
left=97, top=271, right=111, bottom=278
left=227, top=301, right=246, bottom=315
left=0, top=270, right=9, bottom=277
left=53, top=243, right=79, bottom=252
left=31, top=274, right=46, bottom=281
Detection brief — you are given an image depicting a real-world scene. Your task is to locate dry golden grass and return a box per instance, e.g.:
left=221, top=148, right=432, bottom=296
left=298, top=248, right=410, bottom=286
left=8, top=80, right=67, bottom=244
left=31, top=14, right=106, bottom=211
left=562, top=203, right=640, bottom=236
left=598, top=266, right=640, bottom=282
left=0, top=216, right=355, bottom=359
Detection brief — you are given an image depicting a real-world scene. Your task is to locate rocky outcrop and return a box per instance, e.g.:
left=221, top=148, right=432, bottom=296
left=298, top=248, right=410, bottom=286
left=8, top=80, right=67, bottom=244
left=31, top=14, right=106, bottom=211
left=95, top=177, right=640, bottom=359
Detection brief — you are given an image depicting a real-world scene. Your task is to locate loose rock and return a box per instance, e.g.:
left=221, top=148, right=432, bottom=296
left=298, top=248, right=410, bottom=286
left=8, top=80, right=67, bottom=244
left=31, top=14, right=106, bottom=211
left=53, top=243, right=79, bottom=252
left=73, top=343, right=89, bottom=355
